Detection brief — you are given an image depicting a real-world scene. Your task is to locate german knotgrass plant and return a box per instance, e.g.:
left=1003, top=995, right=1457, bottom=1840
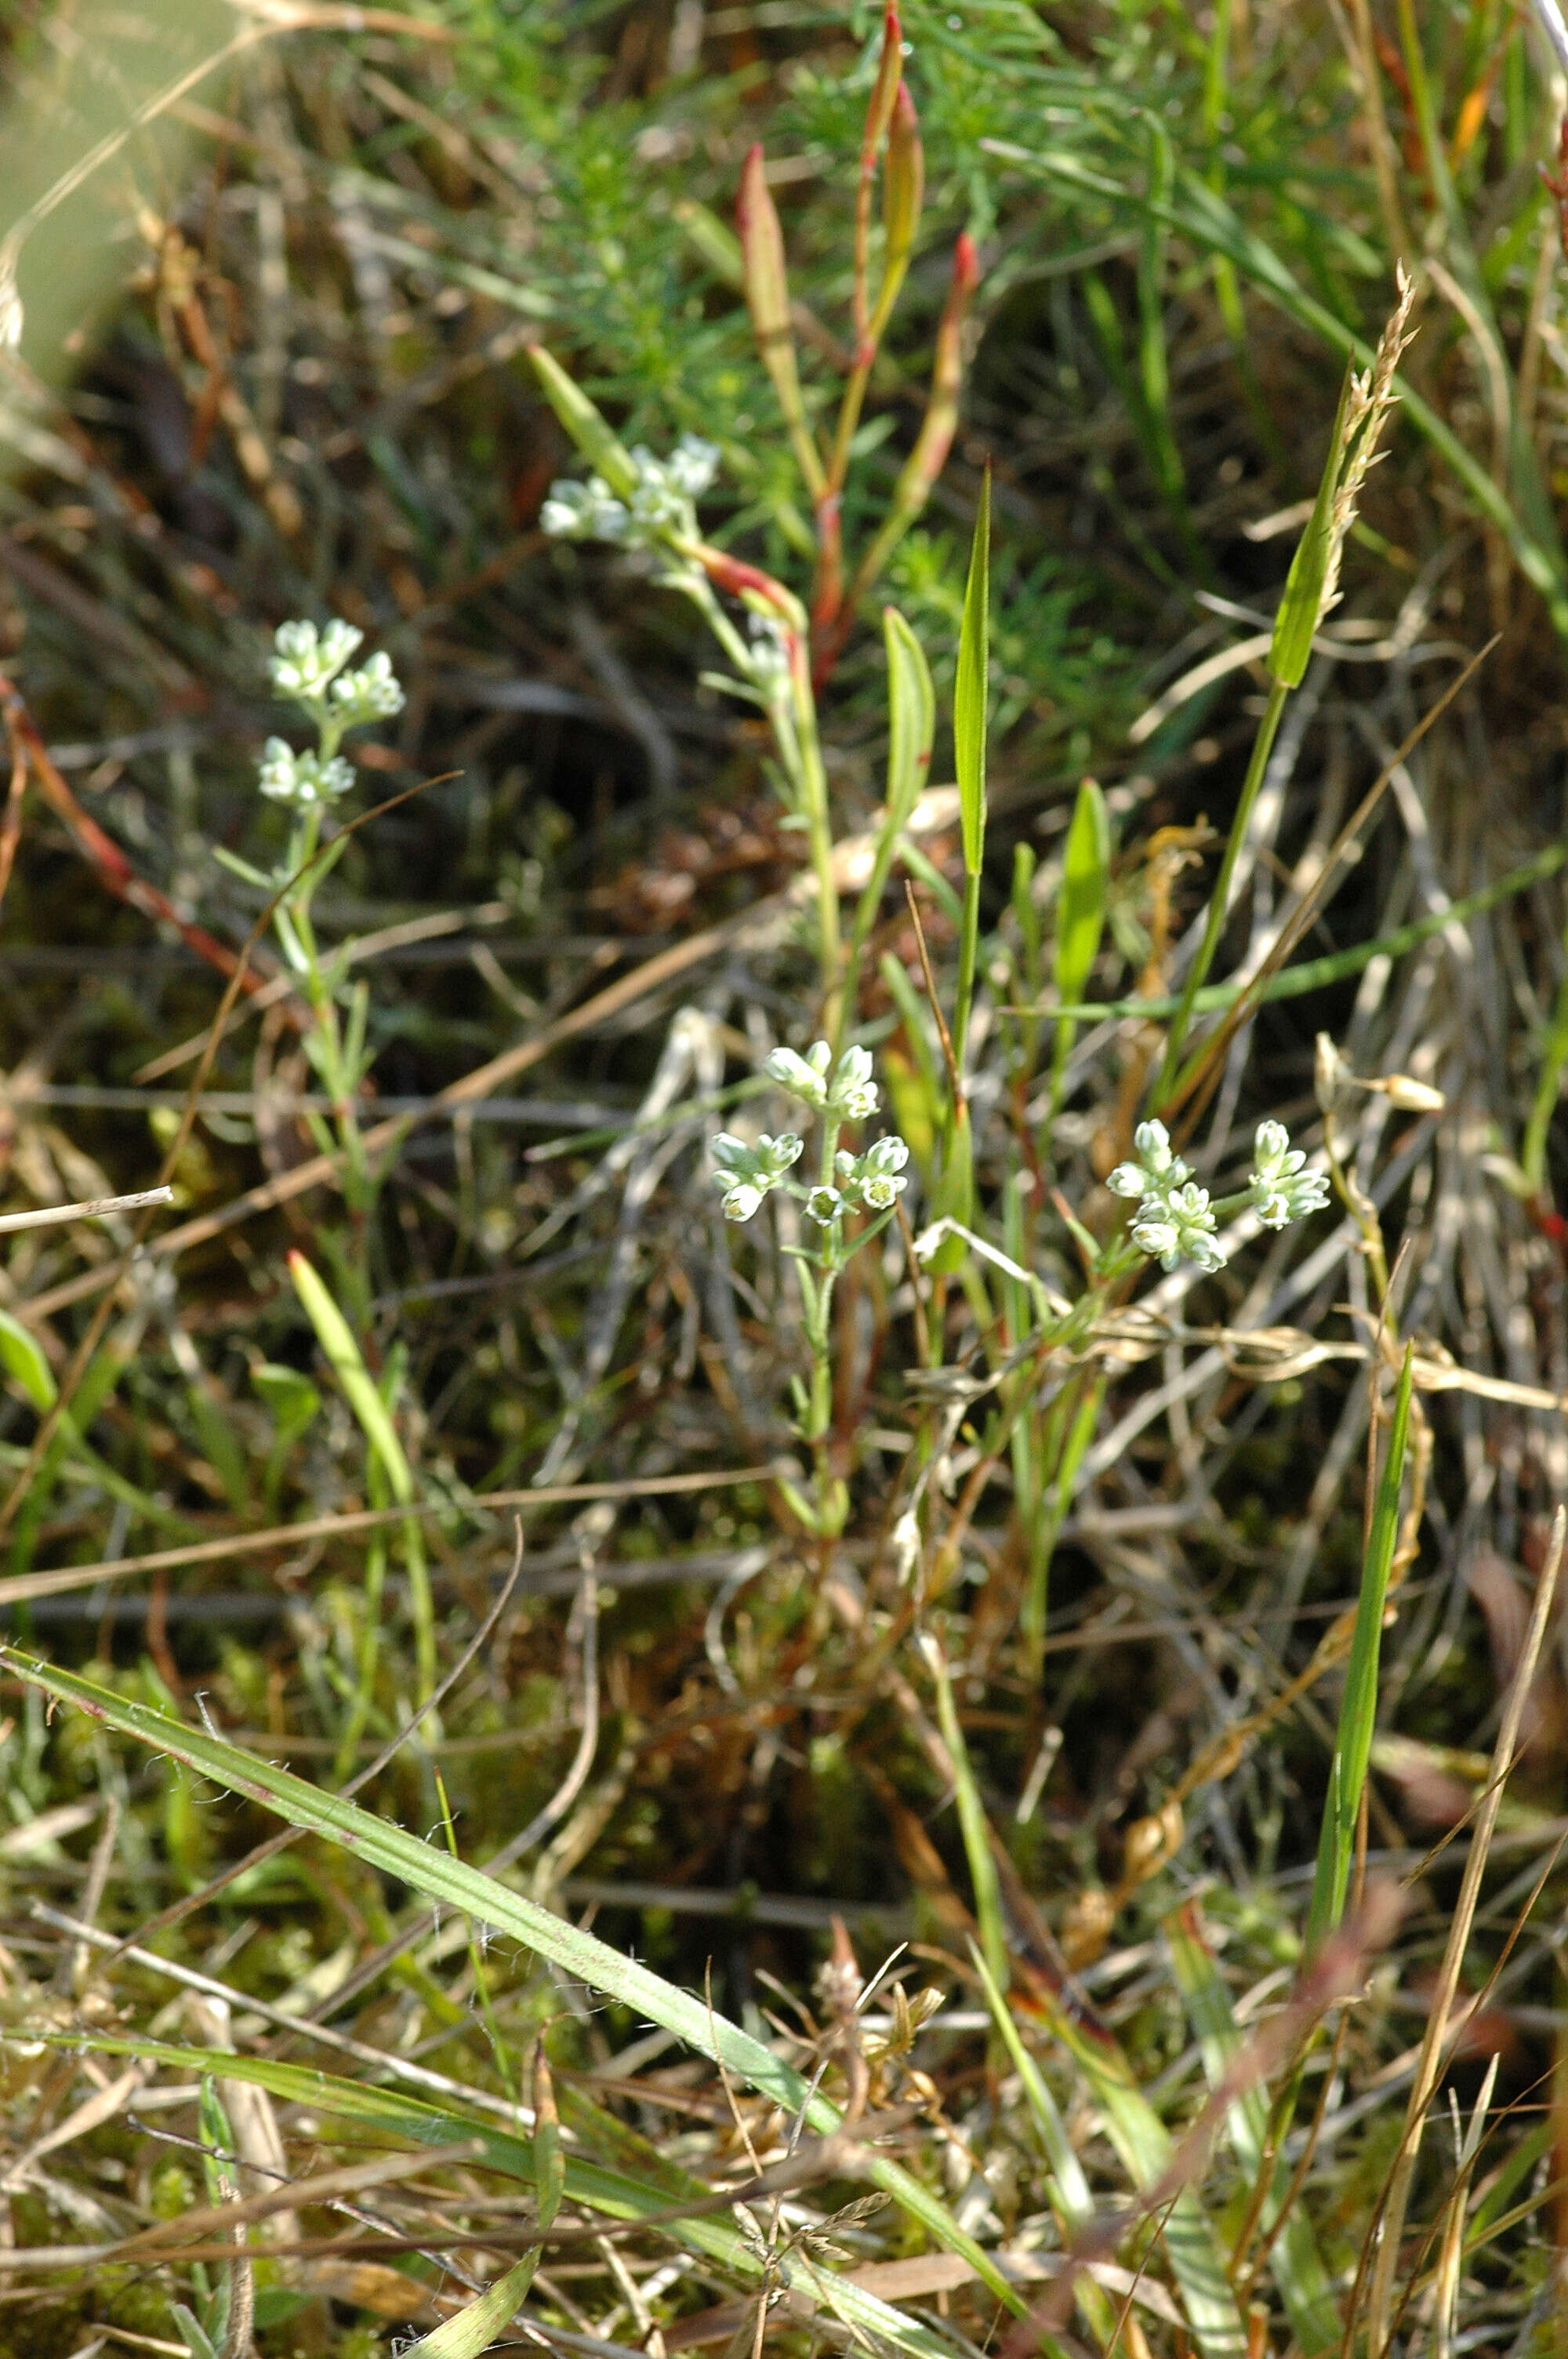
left=6, top=7, right=1568, bottom=2359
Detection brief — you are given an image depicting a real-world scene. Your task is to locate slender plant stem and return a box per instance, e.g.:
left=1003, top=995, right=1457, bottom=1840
left=1154, top=672, right=1289, bottom=1103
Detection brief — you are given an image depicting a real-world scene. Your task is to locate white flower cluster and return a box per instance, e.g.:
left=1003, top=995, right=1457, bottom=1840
left=710, top=1043, right=910, bottom=1229
left=710, top=1130, right=803, bottom=1223
left=269, top=616, right=364, bottom=699
left=806, top=1136, right=910, bottom=1224
left=269, top=620, right=405, bottom=724
left=1109, top=1117, right=1328, bottom=1274
left=260, top=619, right=405, bottom=810
left=540, top=436, right=720, bottom=552
left=1248, top=1118, right=1332, bottom=1230
left=257, top=740, right=356, bottom=807
left=765, top=1041, right=879, bottom=1121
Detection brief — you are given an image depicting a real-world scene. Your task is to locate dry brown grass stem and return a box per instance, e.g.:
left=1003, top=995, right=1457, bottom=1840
left=1361, top=1502, right=1567, bottom=2357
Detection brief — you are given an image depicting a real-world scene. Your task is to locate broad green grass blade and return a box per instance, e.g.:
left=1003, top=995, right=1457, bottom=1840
left=403, top=2252, right=539, bottom=2359
left=969, top=1944, right=1118, bottom=2355
left=1304, top=1342, right=1413, bottom=1957
left=1166, top=1909, right=1340, bottom=2357
left=920, top=1634, right=1007, bottom=1990
left=51, top=2033, right=965, bottom=2359
left=2, top=1650, right=1022, bottom=2319
left=1053, top=778, right=1109, bottom=1016
left=1043, top=1998, right=1249, bottom=2359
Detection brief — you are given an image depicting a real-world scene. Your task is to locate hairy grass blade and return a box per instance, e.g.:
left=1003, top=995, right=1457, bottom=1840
left=1043, top=1998, right=1249, bottom=2359
left=0, top=1650, right=1024, bottom=2319
left=1167, top=1906, right=1340, bottom=2357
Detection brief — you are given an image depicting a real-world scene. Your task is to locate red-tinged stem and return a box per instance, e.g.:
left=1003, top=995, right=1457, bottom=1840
left=0, top=669, right=282, bottom=1005
left=851, top=7, right=903, bottom=352
left=814, top=231, right=980, bottom=688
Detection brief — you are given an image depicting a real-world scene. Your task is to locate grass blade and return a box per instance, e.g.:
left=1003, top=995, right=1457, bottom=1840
left=1048, top=776, right=1109, bottom=1125
left=1042, top=1996, right=1249, bottom=2359
left=918, top=1632, right=1008, bottom=1990
left=950, top=469, right=990, bottom=1074
left=289, top=1246, right=434, bottom=1705
left=0, top=1648, right=1024, bottom=2320
left=843, top=605, right=936, bottom=1027
left=1304, top=1341, right=1413, bottom=1958
left=1166, top=1906, right=1340, bottom=2357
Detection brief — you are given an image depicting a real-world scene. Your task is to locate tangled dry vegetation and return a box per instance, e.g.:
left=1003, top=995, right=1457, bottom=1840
left=0, top=3, right=1566, bottom=2357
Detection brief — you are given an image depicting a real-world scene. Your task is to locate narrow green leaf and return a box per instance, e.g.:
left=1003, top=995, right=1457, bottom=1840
left=885, top=605, right=936, bottom=832
left=289, top=1250, right=413, bottom=1506
left=844, top=609, right=935, bottom=1016
left=528, top=347, right=639, bottom=502
left=1269, top=363, right=1355, bottom=689
left=1045, top=1999, right=1249, bottom=2359
left=1054, top=779, right=1109, bottom=1010
left=1166, top=1909, right=1340, bottom=2357
left=1305, top=1342, right=1414, bottom=1957
left=403, top=2255, right=539, bottom=2359
left=532, top=2042, right=564, bottom=2233
left=1, top=1655, right=1022, bottom=2322
left=43, top=2030, right=964, bottom=2359
left=920, top=1635, right=1007, bottom=1990
left=0, top=1306, right=56, bottom=1412
left=953, top=471, right=990, bottom=879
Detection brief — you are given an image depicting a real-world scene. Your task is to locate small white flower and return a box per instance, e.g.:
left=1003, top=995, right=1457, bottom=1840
left=256, top=739, right=355, bottom=807
left=805, top=1185, right=843, bottom=1224
left=831, top=1043, right=879, bottom=1120
left=1109, top=1118, right=1189, bottom=1199
left=838, top=1133, right=909, bottom=1212
left=330, top=649, right=405, bottom=724
left=710, top=1129, right=801, bottom=1220
left=766, top=1045, right=829, bottom=1109
left=1247, top=1120, right=1330, bottom=1230
left=269, top=617, right=363, bottom=699
left=1131, top=1179, right=1224, bottom=1273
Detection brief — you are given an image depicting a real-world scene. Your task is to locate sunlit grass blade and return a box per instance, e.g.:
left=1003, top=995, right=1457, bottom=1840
left=842, top=605, right=935, bottom=1030
left=1040, top=1994, right=1248, bottom=2359
left=1166, top=1906, right=1340, bottom=2357
left=45, top=2030, right=967, bottom=2359
left=950, top=467, right=989, bottom=1073
left=0, top=1649, right=1024, bottom=2319
left=1048, top=775, right=1109, bottom=1126
left=968, top=1943, right=1118, bottom=2355
left=1305, top=1341, right=1413, bottom=1957
left=918, top=1632, right=1008, bottom=1990
left=289, top=1246, right=434, bottom=1707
